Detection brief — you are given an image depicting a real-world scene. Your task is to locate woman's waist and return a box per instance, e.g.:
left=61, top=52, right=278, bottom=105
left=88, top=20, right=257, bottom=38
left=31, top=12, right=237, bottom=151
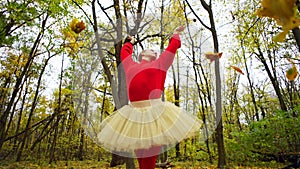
left=129, top=98, right=162, bottom=107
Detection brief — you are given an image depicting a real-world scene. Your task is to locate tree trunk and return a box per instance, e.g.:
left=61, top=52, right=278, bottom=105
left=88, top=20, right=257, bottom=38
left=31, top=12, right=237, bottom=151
left=49, top=114, right=60, bottom=163
left=78, top=128, right=85, bottom=161
left=183, top=6, right=213, bottom=163
left=215, top=59, right=226, bottom=168
left=17, top=47, right=51, bottom=162
left=89, top=0, right=130, bottom=165
left=49, top=47, right=65, bottom=163
left=157, top=2, right=169, bottom=162
left=256, top=48, right=287, bottom=111
left=0, top=14, right=47, bottom=150
left=171, top=55, right=181, bottom=158
left=5, top=80, right=23, bottom=141
left=200, top=0, right=227, bottom=167
left=10, top=82, right=29, bottom=159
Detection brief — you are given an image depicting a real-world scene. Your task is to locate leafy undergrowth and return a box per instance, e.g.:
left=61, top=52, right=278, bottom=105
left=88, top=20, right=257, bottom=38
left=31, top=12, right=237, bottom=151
left=0, top=160, right=285, bottom=169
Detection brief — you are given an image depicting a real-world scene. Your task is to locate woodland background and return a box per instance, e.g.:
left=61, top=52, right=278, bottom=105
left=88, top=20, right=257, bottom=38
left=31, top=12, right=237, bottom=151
left=0, top=0, right=299, bottom=168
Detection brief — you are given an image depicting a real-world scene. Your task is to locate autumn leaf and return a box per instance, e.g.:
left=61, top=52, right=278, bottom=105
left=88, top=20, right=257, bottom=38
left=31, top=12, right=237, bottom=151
left=205, top=52, right=223, bottom=62
left=231, top=65, right=244, bottom=75
left=70, top=18, right=86, bottom=34
left=255, top=0, right=300, bottom=42
left=286, top=66, right=298, bottom=81
left=286, top=58, right=298, bottom=81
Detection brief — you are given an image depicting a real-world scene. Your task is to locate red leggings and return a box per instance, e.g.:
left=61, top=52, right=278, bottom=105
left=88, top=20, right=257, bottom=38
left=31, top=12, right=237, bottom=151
left=134, top=146, right=161, bottom=169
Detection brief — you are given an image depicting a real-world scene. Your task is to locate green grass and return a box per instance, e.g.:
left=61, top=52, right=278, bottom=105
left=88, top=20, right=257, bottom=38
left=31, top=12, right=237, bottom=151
left=0, top=160, right=286, bottom=169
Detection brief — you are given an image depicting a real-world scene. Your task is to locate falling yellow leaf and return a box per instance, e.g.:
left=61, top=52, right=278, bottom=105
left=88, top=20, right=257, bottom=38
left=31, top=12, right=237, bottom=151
left=255, top=0, right=300, bottom=42
left=286, top=58, right=298, bottom=81
left=231, top=65, right=244, bottom=75
left=70, top=18, right=86, bottom=34
left=205, top=52, right=223, bottom=62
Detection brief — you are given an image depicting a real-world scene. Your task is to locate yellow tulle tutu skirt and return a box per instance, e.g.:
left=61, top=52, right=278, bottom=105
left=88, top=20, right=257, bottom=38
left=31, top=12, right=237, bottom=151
left=95, top=99, right=201, bottom=157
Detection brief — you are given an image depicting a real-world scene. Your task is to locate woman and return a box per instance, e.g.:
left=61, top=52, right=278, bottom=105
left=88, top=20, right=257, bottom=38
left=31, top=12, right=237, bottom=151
left=98, top=26, right=201, bottom=169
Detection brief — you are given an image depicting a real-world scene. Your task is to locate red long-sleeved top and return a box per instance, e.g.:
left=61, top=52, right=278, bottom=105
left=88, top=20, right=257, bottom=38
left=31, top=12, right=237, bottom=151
left=120, top=34, right=181, bottom=102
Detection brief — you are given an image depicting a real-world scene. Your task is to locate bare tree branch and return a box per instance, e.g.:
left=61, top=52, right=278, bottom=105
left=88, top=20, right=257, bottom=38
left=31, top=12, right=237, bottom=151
left=184, top=0, right=211, bottom=31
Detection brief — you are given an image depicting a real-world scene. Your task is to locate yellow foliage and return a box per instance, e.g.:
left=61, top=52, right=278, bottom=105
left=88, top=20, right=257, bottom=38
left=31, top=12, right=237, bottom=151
left=61, top=27, right=77, bottom=42
left=164, top=85, right=175, bottom=102
left=0, top=52, right=28, bottom=78
left=61, top=18, right=86, bottom=57
left=256, top=0, right=300, bottom=42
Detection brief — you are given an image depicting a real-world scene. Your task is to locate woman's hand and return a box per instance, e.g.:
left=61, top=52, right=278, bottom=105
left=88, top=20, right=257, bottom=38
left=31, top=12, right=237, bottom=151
left=124, top=35, right=136, bottom=44
left=128, top=35, right=136, bottom=44
left=174, top=25, right=185, bottom=34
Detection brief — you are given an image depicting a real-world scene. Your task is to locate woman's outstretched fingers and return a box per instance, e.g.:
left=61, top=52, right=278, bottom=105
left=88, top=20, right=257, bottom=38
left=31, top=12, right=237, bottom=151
left=174, top=25, right=185, bottom=34
left=127, top=35, right=135, bottom=44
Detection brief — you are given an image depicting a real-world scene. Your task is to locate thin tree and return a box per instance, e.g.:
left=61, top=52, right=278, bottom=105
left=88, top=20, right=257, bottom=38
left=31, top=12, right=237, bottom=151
left=16, top=13, right=52, bottom=161
left=185, top=0, right=226, bottom=167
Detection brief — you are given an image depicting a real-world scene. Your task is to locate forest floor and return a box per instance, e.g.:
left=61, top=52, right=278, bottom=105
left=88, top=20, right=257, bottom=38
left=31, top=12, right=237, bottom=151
left=0, top=160, right=286, bottom=169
